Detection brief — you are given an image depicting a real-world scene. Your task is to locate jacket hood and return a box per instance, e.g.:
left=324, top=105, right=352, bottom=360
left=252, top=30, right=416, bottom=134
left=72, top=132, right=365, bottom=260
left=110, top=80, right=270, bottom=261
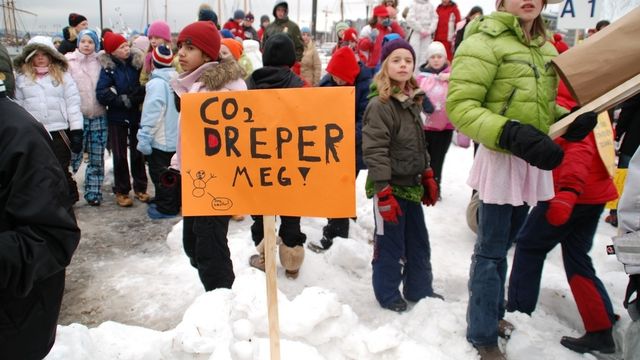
left=150, top=67, right=177, bottom=82
left=98, top=47, right=145, bottom=70
left=247, top=66, right=304, bottom=89
left=14, top=41, right=68, bottom=73
left=273, top=0, right=288, bottom=17
left=200, top=58, right=246, bottom=90
left=466, top=12, right=546, bottom=46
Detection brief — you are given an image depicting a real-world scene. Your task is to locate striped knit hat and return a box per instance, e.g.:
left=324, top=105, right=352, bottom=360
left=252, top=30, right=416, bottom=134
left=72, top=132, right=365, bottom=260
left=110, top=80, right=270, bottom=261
left=152, top=44, right=173, bottom=68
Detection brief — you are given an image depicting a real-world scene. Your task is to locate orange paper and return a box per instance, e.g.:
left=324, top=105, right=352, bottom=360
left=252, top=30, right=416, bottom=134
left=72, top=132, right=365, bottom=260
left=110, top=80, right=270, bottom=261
left=180, top=87, right=356, bottom=218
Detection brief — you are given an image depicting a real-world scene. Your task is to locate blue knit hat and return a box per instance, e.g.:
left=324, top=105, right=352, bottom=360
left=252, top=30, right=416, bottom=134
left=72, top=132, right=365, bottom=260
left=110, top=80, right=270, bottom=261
left=198, top=4, right=218, bottom=26
left=301, top=26, right=311, bottom=34
left=77, top=29, right=100, bottom=52
left=234, top=10, right=245, bottom=20
left=220, top=29, right=234, bottom=39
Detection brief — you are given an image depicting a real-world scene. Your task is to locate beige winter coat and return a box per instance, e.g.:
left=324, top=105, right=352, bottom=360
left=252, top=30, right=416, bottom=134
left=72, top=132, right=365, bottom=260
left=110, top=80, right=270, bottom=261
left=300, top=41, right=321, bottom=86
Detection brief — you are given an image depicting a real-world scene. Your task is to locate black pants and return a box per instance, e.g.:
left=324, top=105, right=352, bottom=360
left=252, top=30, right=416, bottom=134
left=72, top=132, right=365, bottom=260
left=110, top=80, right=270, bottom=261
left=251, top=215, right=306, bottom=247
left=424, top=129, right=453, bottom=187
left=146, top=148, right=175, bottom=194
left=183, top=216, right=233, bottom=291
left=108, top=122, right=147, bottom=194
left=50, top=131, right=78, bottom=203
left=154, top=168, right=181, bottom=215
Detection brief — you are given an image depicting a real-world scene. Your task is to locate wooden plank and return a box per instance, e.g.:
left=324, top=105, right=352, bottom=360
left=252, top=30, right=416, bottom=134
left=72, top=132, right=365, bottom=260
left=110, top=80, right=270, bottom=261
left=549, top=73, right=640, bottom=139
left=263, top=215, right=281, bottom=360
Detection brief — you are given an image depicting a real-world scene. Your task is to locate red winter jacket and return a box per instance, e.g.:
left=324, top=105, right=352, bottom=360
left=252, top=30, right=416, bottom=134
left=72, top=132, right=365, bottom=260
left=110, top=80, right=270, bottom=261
left=556, top=79, right=577, bottom=111
left=434, top=2, right=461, bottom=60
left=223, top=20, right=245, bottom=40
left=358, top=22, right=405, bottom=68
left=553, top=132, right=618, bottom=204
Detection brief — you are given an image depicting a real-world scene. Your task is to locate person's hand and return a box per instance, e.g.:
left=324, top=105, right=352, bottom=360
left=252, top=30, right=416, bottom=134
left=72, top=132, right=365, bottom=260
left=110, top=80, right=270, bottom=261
left=370, top=28, right=379, bottom=43
left=421, top=169, right=438, bottom=206
left=562, top=110, right=597, bottom=142
left=119, top=94, right=132, bottom=109
left=69, top=129, right=83, bottom=154
left=438, top=73, right=450, bottom=81
left=136, top=141, right=152, bottom=155
left=377, top=185, right=402, bottom=223
left=545, top=190, right=578, bottom=226
left=498, top=120, right=564, bottom=170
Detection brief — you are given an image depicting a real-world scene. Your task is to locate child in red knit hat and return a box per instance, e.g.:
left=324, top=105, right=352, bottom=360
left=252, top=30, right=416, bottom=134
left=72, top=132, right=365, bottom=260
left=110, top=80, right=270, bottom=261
left=170, top=20, right=247, bottom=292
left=96, top=31, right=149, bottom=207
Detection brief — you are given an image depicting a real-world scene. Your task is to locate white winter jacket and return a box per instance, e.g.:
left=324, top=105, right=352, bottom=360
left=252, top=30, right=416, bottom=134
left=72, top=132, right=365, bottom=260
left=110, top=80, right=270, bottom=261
left=406, top=0, right=438, bottom=38
left=15, top=72, right=83, bottom=132
left=66, top=49, right=106, bottom=119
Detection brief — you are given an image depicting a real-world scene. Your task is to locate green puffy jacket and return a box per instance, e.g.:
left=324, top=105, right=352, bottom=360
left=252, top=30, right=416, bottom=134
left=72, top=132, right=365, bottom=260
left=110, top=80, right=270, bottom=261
left=446, top=11, right=568, bottom=151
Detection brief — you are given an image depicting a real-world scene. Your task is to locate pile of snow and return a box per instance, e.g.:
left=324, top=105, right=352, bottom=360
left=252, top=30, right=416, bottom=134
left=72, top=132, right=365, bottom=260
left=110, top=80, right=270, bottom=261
left=47, top=145, right=632, bottom=359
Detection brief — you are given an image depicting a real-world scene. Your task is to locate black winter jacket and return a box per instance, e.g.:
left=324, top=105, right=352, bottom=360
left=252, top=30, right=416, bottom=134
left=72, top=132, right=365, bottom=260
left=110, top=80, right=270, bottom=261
left=0, top=94, right=80, bottom=359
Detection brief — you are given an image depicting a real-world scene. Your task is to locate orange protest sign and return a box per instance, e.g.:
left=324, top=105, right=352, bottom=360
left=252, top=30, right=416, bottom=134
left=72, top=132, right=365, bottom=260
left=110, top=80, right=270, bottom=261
left=180, top=87, right=356, bottom=218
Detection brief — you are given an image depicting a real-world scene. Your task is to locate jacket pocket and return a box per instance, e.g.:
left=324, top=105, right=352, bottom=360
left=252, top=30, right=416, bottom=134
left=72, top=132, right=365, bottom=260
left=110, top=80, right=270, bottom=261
left=500, top=87, right=517, bottom=116
left=390, top=148, right=422, bottom=176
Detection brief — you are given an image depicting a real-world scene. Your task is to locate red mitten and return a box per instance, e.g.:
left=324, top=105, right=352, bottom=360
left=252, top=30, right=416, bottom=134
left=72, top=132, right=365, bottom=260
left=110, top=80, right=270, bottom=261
left=421, top=169, right=439, bottom=206
left=545, top=190, right=579, bottom=226
left=377, top=186, right=403, bottom=224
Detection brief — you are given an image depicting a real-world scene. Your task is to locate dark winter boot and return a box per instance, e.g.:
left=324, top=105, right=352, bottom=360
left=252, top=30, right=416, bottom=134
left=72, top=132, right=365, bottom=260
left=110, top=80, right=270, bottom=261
left=382, top=298, right=408, bottom=313
left=307, top=236, right=334, bottom=253
left=475, top=345, right=506, bottom=360
left=560, top=328, right=615, bottom=354
left=498, top=319, right=515, bottom=339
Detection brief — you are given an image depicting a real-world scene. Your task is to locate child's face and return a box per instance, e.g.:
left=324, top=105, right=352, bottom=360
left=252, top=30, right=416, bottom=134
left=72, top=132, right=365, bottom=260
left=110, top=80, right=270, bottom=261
left=219, top=45, right=233, bottom=60
left=386, top=48, right=413, bottom=84
left=262, top=20, right=270, bottom=27
left=428, top=54, right=445, bottom=69
left=150, top=36, right=166, bottom=49
left=301, top=32, right=311, bottom=44
left=78, top=35, right=96, bottom=55
left=501, top=0, right=543, bottom=24
left=331, top=74, right=347, bottom=86
left=75, top=20, right=89, bottom=31
left=112, top=42, right=131, bottom=60
left=32, top=51, right=51, bottom=67
left=178, top=43, right=209, bottom=72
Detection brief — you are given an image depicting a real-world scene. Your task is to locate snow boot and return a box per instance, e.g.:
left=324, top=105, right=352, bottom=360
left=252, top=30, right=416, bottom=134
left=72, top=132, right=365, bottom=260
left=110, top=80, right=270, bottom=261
left=382, top=298, right=408, bottom=313
left=279, top=244, right=304, bottom=279
left=560, top=328, right=615, bottom=354
left=307, top=236, right=333, bottom=253
left=475, top=345, right=506, bottom=360
left=249, top=240, right=265, bottom=272
left=498, top=319, right=515, bottom=339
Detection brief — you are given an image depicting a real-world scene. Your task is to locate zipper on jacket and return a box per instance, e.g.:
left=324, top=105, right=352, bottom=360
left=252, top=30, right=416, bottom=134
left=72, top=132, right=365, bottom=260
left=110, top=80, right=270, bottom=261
left=500, top=87, right=517, bottom=116
left=503, top=59, right=540, bottom=79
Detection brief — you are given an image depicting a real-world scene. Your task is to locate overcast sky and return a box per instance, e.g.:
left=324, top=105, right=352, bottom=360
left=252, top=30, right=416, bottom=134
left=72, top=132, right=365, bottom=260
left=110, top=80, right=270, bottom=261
left=12, top=0, right=638, bottom=36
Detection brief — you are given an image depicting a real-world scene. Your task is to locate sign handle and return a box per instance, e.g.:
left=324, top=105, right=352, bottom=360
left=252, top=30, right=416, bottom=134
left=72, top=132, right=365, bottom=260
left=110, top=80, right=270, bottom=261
left=264, top=215, right=281, bottom=360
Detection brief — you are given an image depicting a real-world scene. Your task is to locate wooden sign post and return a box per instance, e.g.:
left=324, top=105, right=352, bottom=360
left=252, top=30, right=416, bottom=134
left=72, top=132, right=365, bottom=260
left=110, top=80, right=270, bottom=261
left=180, top=87, right=356, bottom=360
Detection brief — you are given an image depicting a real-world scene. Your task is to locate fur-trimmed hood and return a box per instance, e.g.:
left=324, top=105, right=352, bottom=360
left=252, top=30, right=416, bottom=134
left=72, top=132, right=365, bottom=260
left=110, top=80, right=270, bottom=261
left=200, top=58, right=245, bottom=90
left=98, top=47, right=145, bottom=71
left=14, top=40, right=68, bottom=73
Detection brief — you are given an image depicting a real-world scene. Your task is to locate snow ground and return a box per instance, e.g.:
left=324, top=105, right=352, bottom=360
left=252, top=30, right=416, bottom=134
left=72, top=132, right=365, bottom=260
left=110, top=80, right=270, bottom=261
left=46, top=144, right=632, bottom=360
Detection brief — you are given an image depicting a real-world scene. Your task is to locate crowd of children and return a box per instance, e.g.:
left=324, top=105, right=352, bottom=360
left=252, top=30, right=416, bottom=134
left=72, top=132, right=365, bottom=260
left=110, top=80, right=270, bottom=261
left=7, top=1, right=639, bottom=360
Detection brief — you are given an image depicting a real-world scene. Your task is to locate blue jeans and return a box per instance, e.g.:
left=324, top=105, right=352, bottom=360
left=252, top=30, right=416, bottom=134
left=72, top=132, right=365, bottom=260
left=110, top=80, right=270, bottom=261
left=467, top=202, right=529, bottom=346
left=372, top=198, right=434, bottom=307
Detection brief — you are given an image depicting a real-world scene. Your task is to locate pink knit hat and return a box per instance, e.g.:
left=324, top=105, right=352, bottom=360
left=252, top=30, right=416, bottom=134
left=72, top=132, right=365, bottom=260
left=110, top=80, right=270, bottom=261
left=147, top=20, right=171, bottom=42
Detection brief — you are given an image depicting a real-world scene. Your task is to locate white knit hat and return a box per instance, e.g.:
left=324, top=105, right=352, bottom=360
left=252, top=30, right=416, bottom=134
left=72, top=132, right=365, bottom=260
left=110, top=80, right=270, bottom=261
left=427, top=41, right=447, bottom=59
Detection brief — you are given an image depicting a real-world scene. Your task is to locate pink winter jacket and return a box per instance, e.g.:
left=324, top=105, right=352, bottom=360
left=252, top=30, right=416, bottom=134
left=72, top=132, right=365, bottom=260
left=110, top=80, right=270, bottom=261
left=65, top=49, right=105, bottom=119
left=170, top=60, right=248, bottom=170
left=416, top=65, right=453, bottom=131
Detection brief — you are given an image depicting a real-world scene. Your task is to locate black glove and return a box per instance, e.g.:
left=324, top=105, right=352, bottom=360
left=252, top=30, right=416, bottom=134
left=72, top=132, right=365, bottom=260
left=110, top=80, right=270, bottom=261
left=562, top=110, right=597, bottom=142
left=118, top=94, right=132, bottom=109
left=70, top=129, right=83, bottom=154
left=499, top=120, right=564, bottom=170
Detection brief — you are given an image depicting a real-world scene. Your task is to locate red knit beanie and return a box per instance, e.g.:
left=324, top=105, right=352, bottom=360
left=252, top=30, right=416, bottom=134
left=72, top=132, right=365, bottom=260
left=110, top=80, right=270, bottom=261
left=103, top=32, right=127, bottom=54
left=178, top=21, right=221, bottom=61
left=373, top=5, right=389, bottom=17
left=326, top=47, right=360, bottom=85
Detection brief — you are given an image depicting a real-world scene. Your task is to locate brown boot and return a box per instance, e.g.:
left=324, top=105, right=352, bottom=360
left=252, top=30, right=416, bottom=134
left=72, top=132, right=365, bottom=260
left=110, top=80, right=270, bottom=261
left=279, top=244, right=305, bottom=279
left=249, top=240, right=265, bottom=272
left=116, top=193, right=133, bottom=207
left=476, top=345, right=506, bottom=360
left=134, top=191, right=151, bottom=203
left=498, top=319, right=515, bottom=339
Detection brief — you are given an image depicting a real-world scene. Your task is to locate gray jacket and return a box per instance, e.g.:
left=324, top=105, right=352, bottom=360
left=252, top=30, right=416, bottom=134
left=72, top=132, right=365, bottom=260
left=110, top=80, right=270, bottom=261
left=363, top=90, right=430, bottom=192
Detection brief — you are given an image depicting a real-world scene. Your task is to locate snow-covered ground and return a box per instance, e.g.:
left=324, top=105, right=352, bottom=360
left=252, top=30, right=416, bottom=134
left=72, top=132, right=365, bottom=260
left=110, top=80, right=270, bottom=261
left=46, top=144, right=632, bottom=360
